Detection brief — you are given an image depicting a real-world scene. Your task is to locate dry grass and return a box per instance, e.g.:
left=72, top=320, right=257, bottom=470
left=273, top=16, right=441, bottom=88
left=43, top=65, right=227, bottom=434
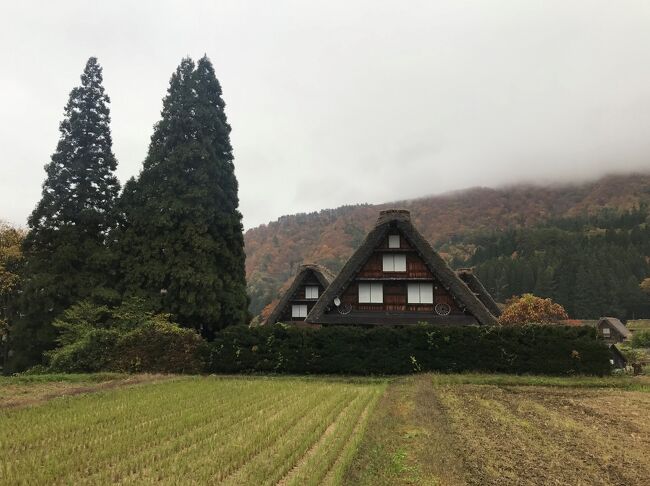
left=438, top=383, right=650, bottom=485
left=347, top=374, right=650, bottom=486
left=0, top=373, right=172, bottom=409
left=0, top=375, right=384, bottom=485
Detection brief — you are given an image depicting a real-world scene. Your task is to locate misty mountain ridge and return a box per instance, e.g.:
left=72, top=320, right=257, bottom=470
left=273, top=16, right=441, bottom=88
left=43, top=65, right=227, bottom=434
left=244, top=171, right=650, bottom=316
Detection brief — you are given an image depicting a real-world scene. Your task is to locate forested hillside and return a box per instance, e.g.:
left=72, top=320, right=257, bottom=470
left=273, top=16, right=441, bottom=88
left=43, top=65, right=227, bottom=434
left=245, top=173, right=650, bottom=317
left=451, top=207, right=650, bottom=319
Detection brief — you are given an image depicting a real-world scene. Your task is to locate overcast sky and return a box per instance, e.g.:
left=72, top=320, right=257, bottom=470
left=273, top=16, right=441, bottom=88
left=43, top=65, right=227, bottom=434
left=2, top=1, right=650, bottom=229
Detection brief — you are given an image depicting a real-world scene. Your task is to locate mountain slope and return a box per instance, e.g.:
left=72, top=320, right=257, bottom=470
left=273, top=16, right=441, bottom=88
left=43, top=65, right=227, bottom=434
left=245, top=173, right=650, bottom=316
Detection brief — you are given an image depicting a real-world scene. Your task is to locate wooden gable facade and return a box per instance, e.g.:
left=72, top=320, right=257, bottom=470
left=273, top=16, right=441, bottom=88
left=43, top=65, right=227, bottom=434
left=596, top=317, right=631, bottom=344
left=306, top=210, right=499, bottom=326
left=264, top=264, right=335, bottom=325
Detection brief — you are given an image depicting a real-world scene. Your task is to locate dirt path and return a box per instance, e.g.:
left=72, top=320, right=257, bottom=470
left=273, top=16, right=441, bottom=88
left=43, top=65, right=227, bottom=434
left=0, top=374, right=176, bottom=409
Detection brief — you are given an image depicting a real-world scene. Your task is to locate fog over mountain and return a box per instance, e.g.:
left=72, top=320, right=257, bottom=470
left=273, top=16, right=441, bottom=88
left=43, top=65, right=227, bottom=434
left=1, top=1, right=650, bottom=229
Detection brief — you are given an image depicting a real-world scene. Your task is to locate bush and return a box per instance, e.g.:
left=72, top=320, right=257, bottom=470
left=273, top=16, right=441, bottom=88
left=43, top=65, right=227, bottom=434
left=630, top=330, right=650, bottom=348
left=46, top=298, right=206, bottom=373
left=111, top=322, right=206, bottom=374
left=499, top=294, right=569, bottom=325
left=206, top=324, right=611, bottom=376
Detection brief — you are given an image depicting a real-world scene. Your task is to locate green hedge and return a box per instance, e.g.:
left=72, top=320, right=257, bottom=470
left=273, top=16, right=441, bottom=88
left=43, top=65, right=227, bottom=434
left=206, top=324, right=611, bottom=376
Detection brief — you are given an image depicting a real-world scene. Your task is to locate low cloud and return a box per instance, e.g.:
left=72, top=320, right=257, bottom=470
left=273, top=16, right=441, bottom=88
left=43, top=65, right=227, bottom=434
left=2, top=1, right=650, bottom=229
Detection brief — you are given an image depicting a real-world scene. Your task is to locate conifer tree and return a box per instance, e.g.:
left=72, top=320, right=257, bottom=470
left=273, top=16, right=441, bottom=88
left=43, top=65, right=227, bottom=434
left=117, top=56, right=248, bottom=335
left=11, top=58, right=120, bottom=370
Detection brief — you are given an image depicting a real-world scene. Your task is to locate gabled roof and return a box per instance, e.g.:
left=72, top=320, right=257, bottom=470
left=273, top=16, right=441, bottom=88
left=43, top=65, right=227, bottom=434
left=306, top=210, right=499, bottom=326
left=264, top=264, right=336, bottom=325
left=456, top=268, right=502, bottom=317
left=597, top=317, right=631, bottom=338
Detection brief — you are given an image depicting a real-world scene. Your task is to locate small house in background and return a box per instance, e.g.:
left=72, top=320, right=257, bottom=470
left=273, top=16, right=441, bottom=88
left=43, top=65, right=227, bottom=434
left=596, top=317, right=631, bottom=344
left=264, top=264, right=336, bottom=325
left=306, top=209, right=499, bottom=326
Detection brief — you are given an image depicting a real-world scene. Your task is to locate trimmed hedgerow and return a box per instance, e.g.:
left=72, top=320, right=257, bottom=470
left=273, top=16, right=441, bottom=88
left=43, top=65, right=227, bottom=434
left=206, top=324, right=611, bottom=376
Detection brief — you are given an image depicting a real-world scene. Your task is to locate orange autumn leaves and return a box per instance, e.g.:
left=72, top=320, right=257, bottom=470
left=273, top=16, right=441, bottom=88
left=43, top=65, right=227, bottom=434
left=498, top=293, right=569, bottom=326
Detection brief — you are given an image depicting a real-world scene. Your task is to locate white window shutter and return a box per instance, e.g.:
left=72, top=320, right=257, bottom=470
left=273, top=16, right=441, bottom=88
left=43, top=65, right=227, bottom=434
left=388, top=234, right=400, bottom=248
left=292, top=304, right=308, bottom=318
left=382, top=254, right=394, bottom=271
left=407, top=283, right=420, bottom=303
left=394, top=254, right=406, bottom=272
left=371, top=283, right=383, bottom=303
left=306, top=286, right=318, bottom=299
left=420, top=283, right=434, bottom=304
left=359, top=283, right=371, bottom=303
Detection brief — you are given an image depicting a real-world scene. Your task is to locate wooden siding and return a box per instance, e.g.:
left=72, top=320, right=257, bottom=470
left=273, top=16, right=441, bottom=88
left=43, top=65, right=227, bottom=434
left=333, top=235, right=463, bottom=315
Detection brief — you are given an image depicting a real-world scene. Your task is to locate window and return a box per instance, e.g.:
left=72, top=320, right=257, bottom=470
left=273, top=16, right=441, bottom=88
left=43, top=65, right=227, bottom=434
left=602, top=327, right=610, bottom=337
left=359, top=283, right=383, bottom=303
left=383, top=254, right=406, bottom=272
left=407, top=283, right=434, bottom=304
left=305, top=286, right=319, bottom=299
left=388, top=234, right=400, bottom=248
left=291, top=304, right=308, bottom=318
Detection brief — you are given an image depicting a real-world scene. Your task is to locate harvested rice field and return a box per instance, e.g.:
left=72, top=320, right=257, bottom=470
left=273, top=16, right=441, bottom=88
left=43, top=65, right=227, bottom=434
left=1, top=373, right=649, bottom=485
left=0, top=376, right=384, bottom=485
left=346, top=374, right=650, bottom=486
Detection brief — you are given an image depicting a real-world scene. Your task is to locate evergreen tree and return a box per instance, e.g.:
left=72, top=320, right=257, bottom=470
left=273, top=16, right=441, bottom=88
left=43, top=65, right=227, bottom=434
left=117, top=56, right=248, bottom=335
left=11, top=58, right=120, bottom=370
left=533, top=266, right=556, bottom=298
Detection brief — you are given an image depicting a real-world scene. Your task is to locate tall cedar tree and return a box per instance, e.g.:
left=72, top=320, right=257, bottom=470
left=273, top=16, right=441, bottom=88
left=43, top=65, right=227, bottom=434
left=117, top=56, right=248, bottom=335
left=12, top=58, right=120, bottom=370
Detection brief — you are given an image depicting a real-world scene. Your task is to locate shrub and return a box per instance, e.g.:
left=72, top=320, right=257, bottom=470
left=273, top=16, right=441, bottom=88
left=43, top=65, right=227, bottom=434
left=206, top=324, right=610, bottom=376
left=499, top=294, right=569, bottom=325
left=112, top=322, right=206, bottom=374
left=630, top=330, right=650, bottom=348
left=45, top=298, right=206, bottom=373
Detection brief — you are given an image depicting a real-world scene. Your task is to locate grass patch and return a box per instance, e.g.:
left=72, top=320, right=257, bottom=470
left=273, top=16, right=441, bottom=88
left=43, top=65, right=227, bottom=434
left=344, top=375, right=467, bottom=485
left=627, top=319, right=650, bottom=332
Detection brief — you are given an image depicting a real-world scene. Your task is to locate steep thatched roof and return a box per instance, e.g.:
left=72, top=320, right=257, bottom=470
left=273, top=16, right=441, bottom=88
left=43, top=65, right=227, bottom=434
left=264, top=264, right=336, bottom=325
left=456, top=268, right=502, bottom=317
left=307, top=210, right=499, bottom=326
left=597, top=317, right=631, bottom=339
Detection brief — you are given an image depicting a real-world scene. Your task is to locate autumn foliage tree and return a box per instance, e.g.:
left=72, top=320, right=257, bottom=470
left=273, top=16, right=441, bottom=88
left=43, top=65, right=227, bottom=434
left=498, top=293, right=569, bottom=326
left=0, top=222, right=25, bottom=372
